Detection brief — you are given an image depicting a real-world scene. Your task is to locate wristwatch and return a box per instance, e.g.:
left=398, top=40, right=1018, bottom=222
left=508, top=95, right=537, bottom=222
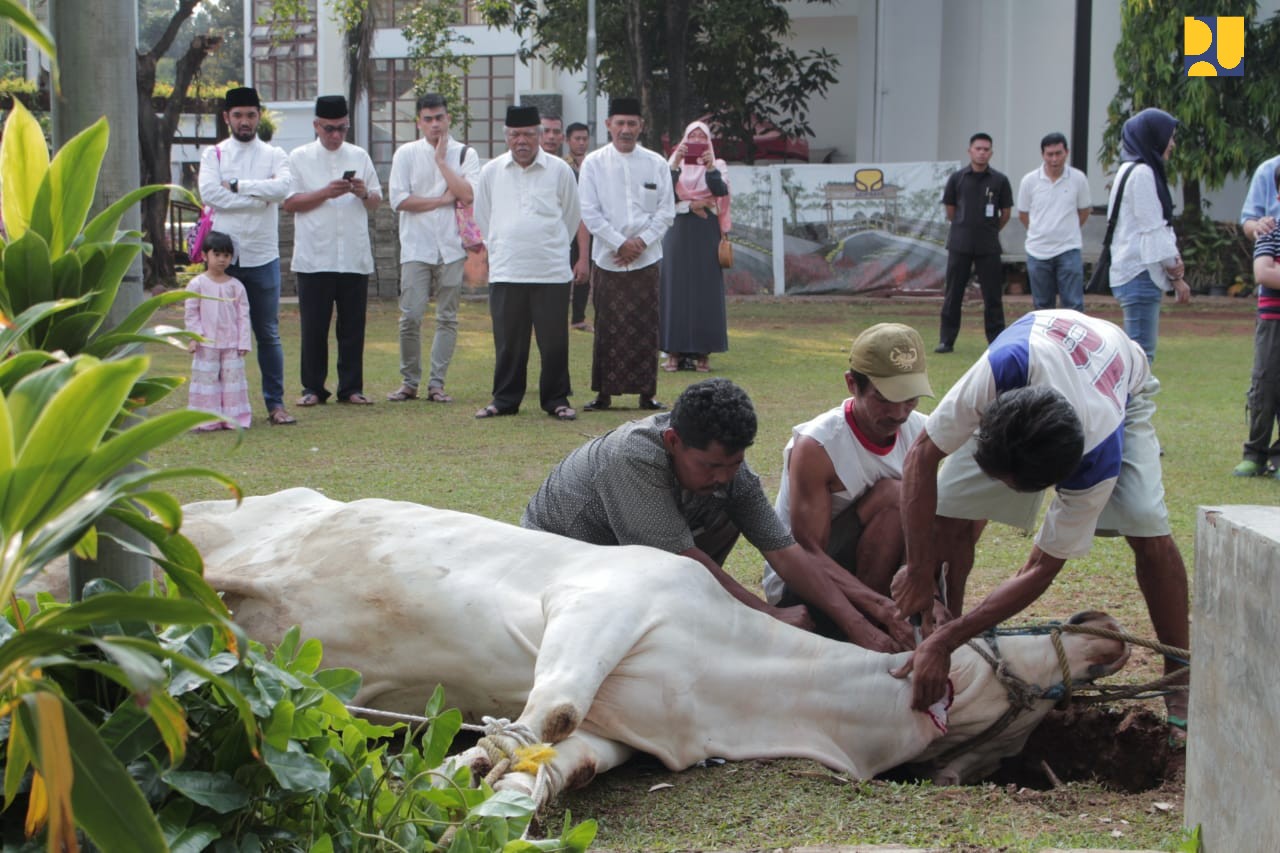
left=229, top=179, right=239, bottom=193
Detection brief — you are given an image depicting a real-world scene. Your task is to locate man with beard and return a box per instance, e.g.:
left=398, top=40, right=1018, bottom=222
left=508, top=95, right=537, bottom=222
left=578, top=98, right=675, bottom=411
left=199, top=86, right=295, bottom=425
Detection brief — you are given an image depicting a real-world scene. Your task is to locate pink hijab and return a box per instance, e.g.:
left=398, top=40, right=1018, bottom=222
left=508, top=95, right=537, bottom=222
left=675, top=121, right=731, bottom=233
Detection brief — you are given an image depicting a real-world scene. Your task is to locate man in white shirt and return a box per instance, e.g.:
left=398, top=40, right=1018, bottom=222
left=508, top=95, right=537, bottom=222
left=891, top=311, right=1189, bottom=733
left=386, top=93, right=480, bottom=403
left=282, top=95, right=382, bottom=407
left=198, top=87, right=295, bottom=425
left=473, top=105, right=582, bottom=421
left=765, top=324, right=933, bottom=622
left=578, top=97, right=675, bottom=411
left=1016, top=132, right=1091, bottom=312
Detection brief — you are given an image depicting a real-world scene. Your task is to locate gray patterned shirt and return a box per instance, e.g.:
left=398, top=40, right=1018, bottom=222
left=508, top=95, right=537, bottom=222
left=521, top=413, right=795, bottom=554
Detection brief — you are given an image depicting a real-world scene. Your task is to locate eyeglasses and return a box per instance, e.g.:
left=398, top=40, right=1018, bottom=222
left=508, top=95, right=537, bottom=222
left=319, top=123, right=350, bottom=134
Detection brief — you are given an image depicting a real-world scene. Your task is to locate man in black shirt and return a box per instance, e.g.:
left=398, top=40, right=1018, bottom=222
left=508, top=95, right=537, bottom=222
left=937, top=133, right=1013, bottom=353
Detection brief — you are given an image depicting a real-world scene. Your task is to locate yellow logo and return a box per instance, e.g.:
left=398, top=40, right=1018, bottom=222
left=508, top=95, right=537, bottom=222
left=1185, top=16, right=1243, bottom=76
left=853, top=168, right=884, bottom=192
left=889, top=345, right=918, bottom=372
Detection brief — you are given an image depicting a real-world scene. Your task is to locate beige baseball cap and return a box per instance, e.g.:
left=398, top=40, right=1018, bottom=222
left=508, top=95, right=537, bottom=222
left=848, top=323, right=934, bottom=402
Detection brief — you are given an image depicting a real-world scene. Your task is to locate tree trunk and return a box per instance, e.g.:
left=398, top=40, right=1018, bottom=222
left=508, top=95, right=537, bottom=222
left=664, top=0, right=690, bottom=146
left=623, top=0, right=654, bottom=146
left=346, top=4, right=374, bottom=141
left=1182, top=178, right=1203, bottom=222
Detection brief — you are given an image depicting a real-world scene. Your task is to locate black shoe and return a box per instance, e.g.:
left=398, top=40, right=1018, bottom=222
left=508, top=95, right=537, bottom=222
left=934, top=343, right=954, bottom=354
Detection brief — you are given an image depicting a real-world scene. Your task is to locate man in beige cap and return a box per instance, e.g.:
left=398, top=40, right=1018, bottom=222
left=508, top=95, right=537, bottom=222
left=764, top=323, right=934, bottom=630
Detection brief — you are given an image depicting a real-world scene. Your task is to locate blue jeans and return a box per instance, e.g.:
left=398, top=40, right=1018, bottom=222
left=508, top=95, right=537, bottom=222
left=229, top=258, right=285, bottom=412
left=1112, top=270, right=1164, bottom=363
left=1026, top=249, right=1085, bottom=312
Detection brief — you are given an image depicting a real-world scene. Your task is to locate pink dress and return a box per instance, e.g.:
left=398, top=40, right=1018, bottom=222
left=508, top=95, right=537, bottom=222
left=184, top=273, right=253, bottom=429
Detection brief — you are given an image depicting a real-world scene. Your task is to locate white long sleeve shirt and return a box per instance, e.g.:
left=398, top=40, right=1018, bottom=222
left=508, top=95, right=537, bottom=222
left=1107, top=161, right=1179, bottom=293
left=578, top=143, right=674, bottom=271
left=473, top=148, right=581, bottom=283
left=388, top=136, right=480, bottom=265
left=286, top=141, right=382, bottom=275
left=197, top=137, right=291, bottom=268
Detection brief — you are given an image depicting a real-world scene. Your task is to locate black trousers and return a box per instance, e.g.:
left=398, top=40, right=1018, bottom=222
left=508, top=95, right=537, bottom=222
left=488, top=282, right=572, bottom=414
left=940, top=250, right=1005, bottom=346
left=296, top=271, right=368, bottom=401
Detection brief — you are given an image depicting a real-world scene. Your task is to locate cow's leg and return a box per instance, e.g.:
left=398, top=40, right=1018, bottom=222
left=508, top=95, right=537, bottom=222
left=493, top=730, right=635, bottom=808
left=512, top=596, right=653, bottom=745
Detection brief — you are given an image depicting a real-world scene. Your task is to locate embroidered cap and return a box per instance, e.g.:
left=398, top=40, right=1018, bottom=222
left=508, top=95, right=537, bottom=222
left=848, top=323, right=934, bottom=402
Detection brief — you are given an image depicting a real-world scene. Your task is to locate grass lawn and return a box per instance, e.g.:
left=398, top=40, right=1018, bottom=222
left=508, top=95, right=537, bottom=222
left=144, top=292, right=1268, bottom=851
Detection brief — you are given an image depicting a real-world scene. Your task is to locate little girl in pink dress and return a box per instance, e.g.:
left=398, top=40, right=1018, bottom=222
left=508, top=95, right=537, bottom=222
left=185, top=230, right=253, bottom=430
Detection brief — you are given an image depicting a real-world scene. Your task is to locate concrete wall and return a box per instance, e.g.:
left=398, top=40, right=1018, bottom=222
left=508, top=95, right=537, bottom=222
left=1187, top=505, right=1280, bottom=850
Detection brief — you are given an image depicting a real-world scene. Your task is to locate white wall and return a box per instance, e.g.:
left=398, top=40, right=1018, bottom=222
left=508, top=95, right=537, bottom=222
left=787, top=0, right=857, bottom=162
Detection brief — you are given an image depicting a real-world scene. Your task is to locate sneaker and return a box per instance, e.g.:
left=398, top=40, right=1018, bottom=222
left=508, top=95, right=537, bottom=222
left=1233, top=460, right=1265, bottom=477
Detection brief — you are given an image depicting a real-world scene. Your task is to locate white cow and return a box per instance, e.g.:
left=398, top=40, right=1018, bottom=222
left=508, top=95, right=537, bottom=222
left=184, top=489, right=1129, bottom=800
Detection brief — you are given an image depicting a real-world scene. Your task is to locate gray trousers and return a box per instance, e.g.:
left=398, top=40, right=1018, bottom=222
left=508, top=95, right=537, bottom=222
left=397, top=259, right=463, bottom=391
left=1244, top=319, right=1280, bottom=468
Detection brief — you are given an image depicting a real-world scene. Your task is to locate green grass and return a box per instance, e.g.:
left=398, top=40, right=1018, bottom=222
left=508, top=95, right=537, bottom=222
left=144, top=294, right=1266, bottom=851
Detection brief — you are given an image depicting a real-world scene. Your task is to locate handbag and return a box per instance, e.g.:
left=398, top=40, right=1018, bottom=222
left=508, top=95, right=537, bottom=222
left=187, top=147, right=220, bottom=264
left=718, top=235, right=733, bottom=269
left=453, top=145, right=484, bottom=250
left=1086, top=163, right=1136, bottom=295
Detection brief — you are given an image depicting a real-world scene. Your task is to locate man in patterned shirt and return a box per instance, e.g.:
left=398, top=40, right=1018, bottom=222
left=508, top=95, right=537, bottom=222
left=523, top=378, right=916, bottom=651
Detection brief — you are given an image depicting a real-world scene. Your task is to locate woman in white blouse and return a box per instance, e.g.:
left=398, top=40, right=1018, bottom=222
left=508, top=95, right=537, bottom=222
left=1107, top=107, right=1191, bottom=363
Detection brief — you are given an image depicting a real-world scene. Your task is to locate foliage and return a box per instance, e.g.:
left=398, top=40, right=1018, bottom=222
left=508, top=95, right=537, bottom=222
left=1174, top=824, right=1203, bottom=852
left=475, top=0, right=839, bottom=160
left=3, top=597, right=598, bottom=852
left=0, top=101, right=195, bottom=357
left=1176, top=214, right=1253, bottom=292
left=400, top=0, right=474, bottom=130
left=139, top=0, right=244, bottom=89
left=1101, top=0, right=1269, bottom=217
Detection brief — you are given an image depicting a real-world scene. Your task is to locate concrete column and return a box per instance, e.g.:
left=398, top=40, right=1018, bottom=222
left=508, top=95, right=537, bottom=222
left=1187, top=505, right=1280, bottom=850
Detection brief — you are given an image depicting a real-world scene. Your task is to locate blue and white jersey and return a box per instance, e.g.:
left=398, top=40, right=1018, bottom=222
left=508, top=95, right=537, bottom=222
left=926, top=310, right=1150, bottom=558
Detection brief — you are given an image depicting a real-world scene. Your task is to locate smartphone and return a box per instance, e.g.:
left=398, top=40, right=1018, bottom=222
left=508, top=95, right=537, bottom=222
left=342, top=169, right=356, bottom=181
left=683, top=142, right=708, bottom=164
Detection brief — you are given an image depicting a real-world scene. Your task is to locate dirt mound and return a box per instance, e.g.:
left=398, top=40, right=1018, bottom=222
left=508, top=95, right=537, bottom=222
left=992, top=705, right=1183, bottom=792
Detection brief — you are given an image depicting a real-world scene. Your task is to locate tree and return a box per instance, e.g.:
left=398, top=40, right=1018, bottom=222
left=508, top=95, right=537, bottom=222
left=137, top=0, right=228, bottom=290
left=477, top=0, right=839, bottom=161
left=1101, top=0, right=1271, bottom=221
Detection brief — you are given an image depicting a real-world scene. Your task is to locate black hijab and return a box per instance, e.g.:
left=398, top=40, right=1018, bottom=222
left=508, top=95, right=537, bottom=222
left=1121, top=107, right=1179, bottom=224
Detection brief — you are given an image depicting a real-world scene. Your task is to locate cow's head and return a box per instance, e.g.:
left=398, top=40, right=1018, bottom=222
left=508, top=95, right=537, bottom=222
left=1059, top=610, right=1131, bottom=682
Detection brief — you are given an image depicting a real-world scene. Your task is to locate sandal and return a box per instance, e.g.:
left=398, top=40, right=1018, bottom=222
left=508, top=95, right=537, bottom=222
left=695, top=358, right=710, bottom=373
left=474, top=404, right=516, bottom=419
left=551, top=405, right=577, bottom=421
left=268, top=407, right=297, bottom=426
left=662, top=356, right=679, bottom=372
left=583, top=397, right=611, bottom=412
left=386, top=385, right=418, bottom=402
left=339, top=393, right=375, bottom=405
left=297, top=392, right=323, bottom=407
left=425, top=387, right=454, bottom=403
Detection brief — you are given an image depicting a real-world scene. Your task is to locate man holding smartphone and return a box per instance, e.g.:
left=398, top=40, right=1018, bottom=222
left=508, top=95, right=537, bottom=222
left=282, top=95, right=382, bottom=407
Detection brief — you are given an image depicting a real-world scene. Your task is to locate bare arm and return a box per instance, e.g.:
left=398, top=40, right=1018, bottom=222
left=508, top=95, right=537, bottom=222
left=438, top=140, right=474, bottom=206
left=944, top=204, right=956, bottom=222
left=893, top=546, right=1066, bottom=710
left=678, top=547, right=813, bottom=631
left=893, top=431, right=948, bottom=624
left=1255, top=253, right=1280, bottom=288
left=1077, top=207, right=1091, bottom=227
left=998, top=207, right=1012, bottom=230
left=1244, top=218, right=1277, bottom=240
left=1017, top=211, right=1029, bottom=229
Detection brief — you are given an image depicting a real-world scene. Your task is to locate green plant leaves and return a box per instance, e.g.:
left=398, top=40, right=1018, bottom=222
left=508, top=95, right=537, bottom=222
left=0, top=100, right=49, bottom=240
left=163, top=770, right=251, bottom=814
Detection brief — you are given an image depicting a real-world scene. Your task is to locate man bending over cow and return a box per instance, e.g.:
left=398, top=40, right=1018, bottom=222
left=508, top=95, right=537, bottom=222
left=523, top=378, right=916, bottom=652
left=890, top=309, right=1190, bottom=732
left=764, top=324, right=934, bottom=629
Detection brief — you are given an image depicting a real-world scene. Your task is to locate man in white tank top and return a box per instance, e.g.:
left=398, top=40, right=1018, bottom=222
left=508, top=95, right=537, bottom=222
left=764, top=324, right=934, bottom=636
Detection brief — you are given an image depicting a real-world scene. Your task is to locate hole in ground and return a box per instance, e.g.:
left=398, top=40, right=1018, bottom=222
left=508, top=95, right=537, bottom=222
left=994, top=706, right=1181, bottom=792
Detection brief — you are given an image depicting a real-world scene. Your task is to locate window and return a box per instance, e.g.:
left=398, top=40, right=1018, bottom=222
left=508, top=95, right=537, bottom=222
left=250, top=0, right=318, bottom=102
left=367, top=55, right=515, bottom=176
left=370, top=0, right=483, bottom=28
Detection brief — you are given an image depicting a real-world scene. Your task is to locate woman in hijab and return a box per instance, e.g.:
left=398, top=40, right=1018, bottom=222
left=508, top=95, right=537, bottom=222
left=660, top=121, right=731, bottom=373
left=1107, top=107, right=1191, bottom=362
